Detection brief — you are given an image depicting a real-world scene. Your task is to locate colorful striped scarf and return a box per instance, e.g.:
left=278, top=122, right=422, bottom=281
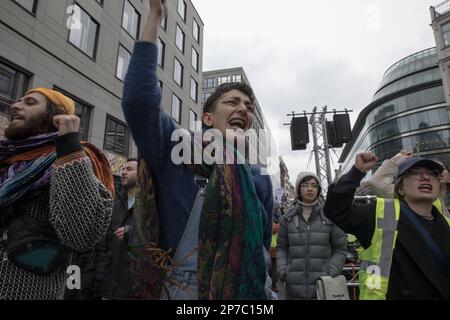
left=132, top=135, right=267, bottom=300
left=0, top=133, right=115, bottom=212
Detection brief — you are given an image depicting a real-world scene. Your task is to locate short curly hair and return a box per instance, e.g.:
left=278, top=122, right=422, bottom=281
left=203, top=82, right=255, bottom=114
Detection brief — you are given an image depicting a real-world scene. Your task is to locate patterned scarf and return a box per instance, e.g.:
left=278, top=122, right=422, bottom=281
left=132, top=135, right=267, bottom=300
left=0, top=133, right=115, bottom=212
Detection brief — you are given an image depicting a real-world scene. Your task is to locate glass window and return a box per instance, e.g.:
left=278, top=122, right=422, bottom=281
left=104, top=116, right=130, bottom=156
left=0, top=60, right=30, bottom=139
left=235, top=75, right=242, bottom=82
left=160, top=15, right=167, bottom=30
left=116, top=45, right=131, bottom=81
left=13, top=0, right=37, bottom=14
left=0, top=60, right=29, bottom=102
left=171, top=93, right=181, bottom=123
left=191, top=47, right=199, bottom=72
left=206, top=78, right=214, bottom=88
left=122, top=0, right=140, bottom=39
left=177, top=0, right=186, bottom=21
left=193, top=19, right=200, bottom=43
left=189, top=109, right=197, bottom=132
left=176, top=24, right=185, bottom=53
left=202, top=92, right=211, bottom=104
left=157, top=38, right=165, bottom=68
left=174, top=58, right=183, bottom=87
left=443, top=22, right=450, bottom=47
left=68, top=4, right=99, bottom=58
left=190, top=77, right=198, bottom=102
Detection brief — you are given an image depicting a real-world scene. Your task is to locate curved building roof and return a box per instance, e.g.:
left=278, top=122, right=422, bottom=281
left=339, top=47, right=442, bottom=162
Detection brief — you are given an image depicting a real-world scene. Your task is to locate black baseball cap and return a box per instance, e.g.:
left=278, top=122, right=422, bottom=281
left=395, top=157, right=444, bottom=181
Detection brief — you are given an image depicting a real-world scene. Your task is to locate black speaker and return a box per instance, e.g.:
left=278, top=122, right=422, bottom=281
left=290, top=117, right=309, bottom=150
left=333, top=113, right=352, bottom=144
left=326, top=121, right=343, bottom=148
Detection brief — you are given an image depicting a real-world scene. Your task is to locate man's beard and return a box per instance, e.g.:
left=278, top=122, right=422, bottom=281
left=4, top=114, right=53, bottom=141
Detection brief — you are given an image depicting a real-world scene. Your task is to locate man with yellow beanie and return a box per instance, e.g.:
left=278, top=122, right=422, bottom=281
left=0, top=88, right=114, bottom=299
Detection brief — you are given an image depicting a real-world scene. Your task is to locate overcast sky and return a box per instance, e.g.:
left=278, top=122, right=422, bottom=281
left=191, top=0, right=444, bottom=185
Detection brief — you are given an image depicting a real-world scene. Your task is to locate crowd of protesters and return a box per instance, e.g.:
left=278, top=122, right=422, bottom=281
left=0, top=0, right=449, bottom=301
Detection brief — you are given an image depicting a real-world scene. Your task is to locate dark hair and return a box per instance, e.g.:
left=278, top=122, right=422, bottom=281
left=298, top=176, right=321, bottom=201
left=203, top=82, right=255, bottom=114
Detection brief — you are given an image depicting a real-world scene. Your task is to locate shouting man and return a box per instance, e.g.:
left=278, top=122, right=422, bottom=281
left=0, top=88, right=113, bottom=299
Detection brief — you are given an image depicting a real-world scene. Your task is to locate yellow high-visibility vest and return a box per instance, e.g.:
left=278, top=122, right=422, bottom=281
left=357, top=198, right=450, bottom=300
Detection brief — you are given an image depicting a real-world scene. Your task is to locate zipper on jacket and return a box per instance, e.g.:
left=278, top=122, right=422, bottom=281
left=305, top=222, right=310, bottom=298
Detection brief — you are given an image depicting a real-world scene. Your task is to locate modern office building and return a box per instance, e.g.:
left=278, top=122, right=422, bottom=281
left=0, top=0, right=203, bottom=175
left=339, top=47, right=450, bottom=175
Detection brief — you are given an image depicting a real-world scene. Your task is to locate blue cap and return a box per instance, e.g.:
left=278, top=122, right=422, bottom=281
left=395, top=157, right=443, bottom=181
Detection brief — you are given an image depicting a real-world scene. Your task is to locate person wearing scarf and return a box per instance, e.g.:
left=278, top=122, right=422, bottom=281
left=0, top=87, right=113, bottom=299
left=123, top=0, right=274, bottom=300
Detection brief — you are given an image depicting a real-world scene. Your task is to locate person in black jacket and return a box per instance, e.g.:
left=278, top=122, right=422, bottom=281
left=324, top=152, right=450, bottom=300
left=101, top=158, right=140, bottom=300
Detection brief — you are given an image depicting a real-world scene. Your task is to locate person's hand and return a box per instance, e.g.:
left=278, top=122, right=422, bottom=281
left=391, top=149, right=413, bottom=166
left=114, top=227, right=125, bottom=241
left=53, top=115, right=80, bottom=136
left=355, top=152, right=378, bottom=173
left=149, top=0, right=167, bottom=19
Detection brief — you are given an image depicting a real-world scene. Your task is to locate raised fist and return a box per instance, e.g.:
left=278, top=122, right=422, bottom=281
left=355, top=152, right=378, bottom=173
left=391, top=149, right=413, bottom=166
left=53, top=115, right=80, bottom=136
left=149, top=0, right=167, bottom=18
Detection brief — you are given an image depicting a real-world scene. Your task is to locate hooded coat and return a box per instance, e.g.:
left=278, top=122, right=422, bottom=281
left=276, top=172, right=347, bottom=300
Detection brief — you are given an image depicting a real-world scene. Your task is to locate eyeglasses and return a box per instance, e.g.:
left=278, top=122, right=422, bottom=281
left=300, top=183, right=319, bottom=189
left=405, top=168, right=442, bottom=180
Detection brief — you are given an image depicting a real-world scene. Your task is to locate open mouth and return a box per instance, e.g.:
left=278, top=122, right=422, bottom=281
left=228, top=118, right=247, bottom=130
left=10, top=114, right=24, bottom=122
left=418, top=184, right=432, bottom=192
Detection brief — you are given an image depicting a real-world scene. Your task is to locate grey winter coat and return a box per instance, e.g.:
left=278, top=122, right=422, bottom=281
left=276, top=201, right=347, bottom=300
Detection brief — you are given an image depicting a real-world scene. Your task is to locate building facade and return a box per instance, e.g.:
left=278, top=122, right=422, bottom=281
left=431, top=1, right=450, bottom=108
left=0, top=0, right=203, bottom=175
left=339, top=47, right=450, bottom=175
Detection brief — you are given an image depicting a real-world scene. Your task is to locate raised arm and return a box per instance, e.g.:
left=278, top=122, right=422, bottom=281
left=323, top=152, right=379, bottom=248
left=50, top=116, right=112, bottom=251
left=122, top=0, right=176, bottom=173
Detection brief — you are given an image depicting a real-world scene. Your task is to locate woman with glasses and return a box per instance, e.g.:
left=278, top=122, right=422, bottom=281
left=276, top=172, right=347, bottom=300
left=324, top=153, right=450, bottom=299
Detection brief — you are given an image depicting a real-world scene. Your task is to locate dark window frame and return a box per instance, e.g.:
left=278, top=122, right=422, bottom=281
left=157, top=37, right=165, bottom=68
left=173, top=57, right=184, bottom=87
left=171, top=93, right=182, bottom=123
left=175, top=24, right=185, bottom=53
left=13, top=0, right=38, bottom=15
left=67, top=2, right=100, bottom=60
left=116, top=44, right=132, bottom=82
left=121, top=0, right=141, bottom=40
left=190, top=77, right=198, bottom=102
left=177, top=0, right=187, bottom=21
left=103, top=115, right=130, bottom=157
left=191, top=46, right=199, bottom=72
left=53, top=86, right=93, bottom=141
